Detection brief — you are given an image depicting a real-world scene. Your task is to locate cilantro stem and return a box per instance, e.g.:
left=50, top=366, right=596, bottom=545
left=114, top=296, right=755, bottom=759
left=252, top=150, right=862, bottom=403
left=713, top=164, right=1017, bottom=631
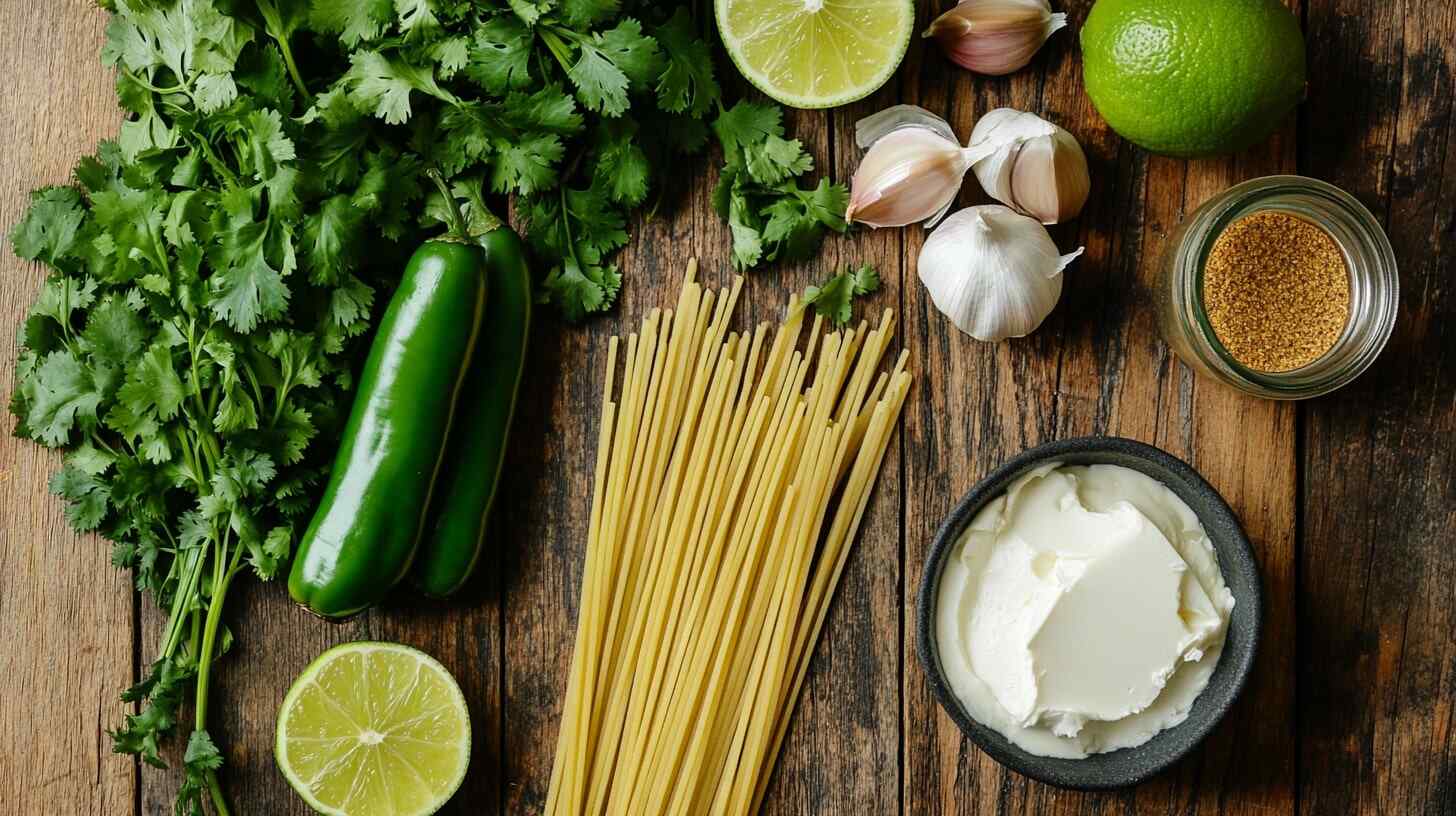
left=88, top=432, right=120, bottom=458
left=187, top=321, right=208, bottom=420
left=273, top=35, right=310, bottom=104
left=538, top=28, right=576, bottom=74
left=560, top=184, right=583, bottom=271
left=193, top=138, right=240, bottom=189
left=194, top=543, right=230, bottom=733
left=192, top=535, right=245, bottom=816
left=204, top=770, right=230, bottom=816
left=195, top=546, right=237, bottom=816
left=282, top=48, right=308, bottom=102
left=255, top=0, right=310, bottom=103
left=159, top=548, right=204, bottom=658
left=121, top=66, right=186, bottom=96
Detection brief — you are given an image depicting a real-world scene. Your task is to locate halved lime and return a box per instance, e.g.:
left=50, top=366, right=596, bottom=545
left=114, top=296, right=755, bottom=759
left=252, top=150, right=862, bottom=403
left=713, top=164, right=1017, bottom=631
left=716, top=0, right=915, bottom=109
left=275, top=642, right=471, bottom=816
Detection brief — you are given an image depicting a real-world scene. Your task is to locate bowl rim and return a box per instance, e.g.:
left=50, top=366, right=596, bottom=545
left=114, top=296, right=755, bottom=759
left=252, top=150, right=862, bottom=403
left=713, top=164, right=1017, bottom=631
left=914, top=436, right=1264, bottom=790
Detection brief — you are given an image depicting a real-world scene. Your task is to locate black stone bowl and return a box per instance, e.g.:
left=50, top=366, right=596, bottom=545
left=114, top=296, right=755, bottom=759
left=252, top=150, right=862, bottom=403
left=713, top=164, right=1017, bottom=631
left=915, top=436, right=1262, bottom=790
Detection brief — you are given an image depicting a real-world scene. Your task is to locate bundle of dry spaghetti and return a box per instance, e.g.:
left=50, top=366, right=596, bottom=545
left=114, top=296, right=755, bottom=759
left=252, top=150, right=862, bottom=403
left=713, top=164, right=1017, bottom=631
left=545, top=262, right=911, bottom=816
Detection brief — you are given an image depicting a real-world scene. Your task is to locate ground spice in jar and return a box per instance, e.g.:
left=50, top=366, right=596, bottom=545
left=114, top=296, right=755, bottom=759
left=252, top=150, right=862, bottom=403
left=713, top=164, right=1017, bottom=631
left=1201, top=210, right=1351, bottom=372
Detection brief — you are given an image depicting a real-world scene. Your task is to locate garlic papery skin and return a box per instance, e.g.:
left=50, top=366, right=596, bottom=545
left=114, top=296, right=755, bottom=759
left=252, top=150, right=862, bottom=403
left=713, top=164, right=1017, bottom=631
left=925, top=0, right=1068, bottom=76
left=918, top=205, right=1084, bottom=341
left=969, top=107, right=1091, bottom=225
left=849, top=105, right=997, bottom=228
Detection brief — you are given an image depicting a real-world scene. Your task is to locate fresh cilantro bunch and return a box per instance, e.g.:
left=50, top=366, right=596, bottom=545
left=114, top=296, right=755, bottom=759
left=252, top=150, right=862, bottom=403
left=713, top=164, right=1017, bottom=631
left=9, top=1, right=407, bottom=812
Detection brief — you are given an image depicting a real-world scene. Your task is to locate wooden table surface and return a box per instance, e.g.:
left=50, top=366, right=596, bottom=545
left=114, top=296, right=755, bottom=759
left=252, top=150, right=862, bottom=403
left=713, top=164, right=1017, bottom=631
left=2, top=2, right=1452, bottom=814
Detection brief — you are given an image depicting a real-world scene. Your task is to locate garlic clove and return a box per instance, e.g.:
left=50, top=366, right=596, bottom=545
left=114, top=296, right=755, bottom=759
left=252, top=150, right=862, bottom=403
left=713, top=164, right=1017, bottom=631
left=969, top=107, right=1090, bottom=225
left=917, top=204, right=1084, bottom=341
left=925, top=0, right=1069, bottom=76
left=847, top=126, right=973, bottom=228
left=855, top=104, right=959, bottom=150
left=1009, top=127, right=1091, bottom=224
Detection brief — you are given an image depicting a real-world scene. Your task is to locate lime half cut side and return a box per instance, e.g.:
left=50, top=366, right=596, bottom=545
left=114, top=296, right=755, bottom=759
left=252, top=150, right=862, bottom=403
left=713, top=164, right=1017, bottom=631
left=717, top=0, right=915, bottom=109
left=275, top=642, right=471, bottom=816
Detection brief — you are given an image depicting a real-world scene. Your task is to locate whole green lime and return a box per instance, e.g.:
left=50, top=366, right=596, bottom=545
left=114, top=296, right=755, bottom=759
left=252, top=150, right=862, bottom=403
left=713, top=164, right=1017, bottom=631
left=1080, top=0, right=1306, bottom=157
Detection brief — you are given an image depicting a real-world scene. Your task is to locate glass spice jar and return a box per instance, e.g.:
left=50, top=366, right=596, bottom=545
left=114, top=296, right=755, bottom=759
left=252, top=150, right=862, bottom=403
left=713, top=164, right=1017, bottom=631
left=1155, top=175, right=1398, bottom=400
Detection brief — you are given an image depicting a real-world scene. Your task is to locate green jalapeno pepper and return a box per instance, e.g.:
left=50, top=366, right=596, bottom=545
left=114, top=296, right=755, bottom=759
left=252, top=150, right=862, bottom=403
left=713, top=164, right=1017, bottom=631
left=411, top=222, right=531, bottom=597
left=289, top=176, right=486, bottom=619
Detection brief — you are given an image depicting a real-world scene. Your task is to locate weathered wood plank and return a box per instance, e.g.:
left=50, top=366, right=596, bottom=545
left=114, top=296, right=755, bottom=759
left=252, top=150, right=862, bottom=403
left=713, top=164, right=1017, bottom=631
left=901, top=2, right=1298, bottom=814
left=1299, top=1, right=1456, bottom=813
left=0, top=4, right=136, bottom=814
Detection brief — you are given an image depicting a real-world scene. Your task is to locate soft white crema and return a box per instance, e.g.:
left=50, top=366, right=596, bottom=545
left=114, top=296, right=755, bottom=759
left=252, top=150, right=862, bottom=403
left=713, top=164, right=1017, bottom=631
left=935, top=462, right=1235, bottom=758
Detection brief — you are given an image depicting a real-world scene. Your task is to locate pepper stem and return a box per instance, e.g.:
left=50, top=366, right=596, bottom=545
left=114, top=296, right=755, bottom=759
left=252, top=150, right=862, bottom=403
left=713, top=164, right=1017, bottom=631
left=427, top=169, right=469, bottom=241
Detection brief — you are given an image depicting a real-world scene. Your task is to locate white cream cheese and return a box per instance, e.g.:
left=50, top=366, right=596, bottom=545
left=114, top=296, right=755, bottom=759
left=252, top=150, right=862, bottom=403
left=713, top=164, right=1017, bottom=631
left=935, top=462, right=1235, bottom=758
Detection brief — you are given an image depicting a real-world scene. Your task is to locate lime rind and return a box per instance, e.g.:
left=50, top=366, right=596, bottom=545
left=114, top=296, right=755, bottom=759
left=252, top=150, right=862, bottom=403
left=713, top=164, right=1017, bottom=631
left=275, top=641, right=471, bottom=816
left=716, top=0, right=915, bottom=109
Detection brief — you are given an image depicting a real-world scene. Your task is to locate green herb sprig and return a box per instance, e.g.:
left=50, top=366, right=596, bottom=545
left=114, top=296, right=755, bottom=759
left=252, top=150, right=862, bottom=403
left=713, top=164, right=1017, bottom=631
left=805, top=263, right=881, bottom=327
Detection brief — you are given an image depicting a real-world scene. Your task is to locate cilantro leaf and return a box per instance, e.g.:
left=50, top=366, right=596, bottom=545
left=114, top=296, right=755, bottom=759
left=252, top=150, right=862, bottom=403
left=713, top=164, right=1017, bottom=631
left=310, top=0, right=394, bottom=46
left=117, top=343, right=187, bottom=423
left=11, top=187, right=86, bottom=265
left=543, top=254, right=622, bottom=321
left=467, top=15, right=534, bottom=93
left=654, top=8, right=719, bottom=117
left=184, top=730, right=225, bottom=773
left=507, top=0, right=553, bottom=25
left=49, top=463, right=112, bottom=530
left=81, top=296, right=147, bottom=369
left=19, top=350, right=104, bottom=446
left=395, top=0, right=441, bottom=35
left=502, top=84, right=583, bottom=133
left=593, top=120, right=650, bottom=205
left=561, top=0, right=619, bottom=28
left=566, top=19, right=662, bottom=117
left=713, top=101, right=784, bottom=161
left=490, top=132, right=565, bottom=194
left=344, top=50, right=456, bottom=125
left=804, top=264, right=881, bottom=327
left=431, top=35, right=470, bottom=78
left=243, top=109, right=297, bottom=180
left=209, top=222, right=291, bottom=333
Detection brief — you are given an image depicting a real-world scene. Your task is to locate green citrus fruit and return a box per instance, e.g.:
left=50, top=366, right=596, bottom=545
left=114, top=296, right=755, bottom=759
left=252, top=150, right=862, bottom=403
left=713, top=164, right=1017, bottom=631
left=275, top=642, right=471, bottom=816
left=1080, top=0, right=1306, bottom=156
left=716, top=0, right=915, bottom=109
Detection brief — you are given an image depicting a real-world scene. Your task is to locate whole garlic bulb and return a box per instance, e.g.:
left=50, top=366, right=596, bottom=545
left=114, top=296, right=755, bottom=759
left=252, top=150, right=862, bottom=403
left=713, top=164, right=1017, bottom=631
left=918, top=205, right=1084, bottom=341
left=968, top=108, right=1090, bottom=224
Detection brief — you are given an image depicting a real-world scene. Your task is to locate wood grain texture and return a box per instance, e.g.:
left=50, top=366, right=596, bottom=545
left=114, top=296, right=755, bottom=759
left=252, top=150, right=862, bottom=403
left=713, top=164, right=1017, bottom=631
left=1, top=1, right=1452, bottom=815
left=1299, top=1, right=1456, bottom=814
left=0, top=3, right=134, bottom=814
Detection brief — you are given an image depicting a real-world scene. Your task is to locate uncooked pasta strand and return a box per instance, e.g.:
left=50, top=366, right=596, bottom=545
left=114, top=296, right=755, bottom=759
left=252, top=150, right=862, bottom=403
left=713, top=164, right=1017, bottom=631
left=547, top=265, right=911, bottom=816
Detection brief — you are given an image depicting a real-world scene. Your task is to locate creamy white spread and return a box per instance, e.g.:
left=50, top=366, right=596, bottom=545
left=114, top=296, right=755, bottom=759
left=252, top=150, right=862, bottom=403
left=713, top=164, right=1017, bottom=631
left=935, top=462, right=1235, bottom=758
